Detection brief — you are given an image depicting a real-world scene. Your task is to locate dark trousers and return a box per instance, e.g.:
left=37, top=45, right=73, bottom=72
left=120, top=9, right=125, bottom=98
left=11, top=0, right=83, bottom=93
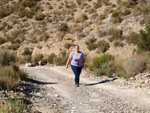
left=71, top=65, right=82, bottom=84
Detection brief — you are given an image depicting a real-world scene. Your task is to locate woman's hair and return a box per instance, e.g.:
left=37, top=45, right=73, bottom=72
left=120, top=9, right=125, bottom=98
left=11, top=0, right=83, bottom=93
left=74, top=44, right=79, bottom=48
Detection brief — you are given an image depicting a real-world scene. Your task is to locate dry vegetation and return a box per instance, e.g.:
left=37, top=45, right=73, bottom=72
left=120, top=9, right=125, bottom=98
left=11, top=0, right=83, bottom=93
left=0, top=0, right=150, bottom=78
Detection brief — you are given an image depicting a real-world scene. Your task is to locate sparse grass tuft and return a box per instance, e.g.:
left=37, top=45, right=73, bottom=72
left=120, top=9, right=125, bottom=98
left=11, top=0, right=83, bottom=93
left=96, top=40, right=110, bottom=53
left=85, top=37, right=97, bottom=51
left=109, top=27, right=123, bottom=41
left=22, top=48, right=32, bottom=56
left=58, top=23, right=69, bottom=32
left=0, top=37, right=6, bottom=45
left=122, top=53, right=148, bottom=78
left=0, top=50, right=16, bottom=66
left=0, top=66, right=27, bottom=90
left=111, top=10, right=123, bottom=23
left=64, top=42, right=72, bottom=49
left=47, top=53, right=56, bottom=64
left=35, top=12, right=45, bottom=20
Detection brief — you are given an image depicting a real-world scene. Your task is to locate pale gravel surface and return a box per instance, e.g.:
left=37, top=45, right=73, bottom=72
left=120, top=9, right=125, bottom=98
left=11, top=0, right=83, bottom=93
left=20, top=65, right=150, bottom=113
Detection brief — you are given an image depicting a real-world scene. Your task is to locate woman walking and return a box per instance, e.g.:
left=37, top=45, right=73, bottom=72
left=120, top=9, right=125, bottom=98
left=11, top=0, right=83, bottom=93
left=66, top=45, right=85, bottom=87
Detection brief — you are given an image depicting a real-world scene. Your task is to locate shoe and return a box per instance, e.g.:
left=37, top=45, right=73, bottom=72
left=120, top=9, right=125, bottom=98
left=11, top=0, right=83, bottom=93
left=76, top=84, right=79, bottom=87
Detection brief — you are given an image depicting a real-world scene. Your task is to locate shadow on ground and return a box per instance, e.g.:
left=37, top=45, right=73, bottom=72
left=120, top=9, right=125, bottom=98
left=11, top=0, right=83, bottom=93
left=24, top=78, right=57, bottom=85
left=84, top=78, right=117, bottom=86
left=16, top=77, right=57, bottom=112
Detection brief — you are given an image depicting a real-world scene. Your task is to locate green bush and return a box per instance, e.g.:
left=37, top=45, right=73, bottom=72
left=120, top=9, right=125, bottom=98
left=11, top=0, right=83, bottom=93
left=85, top=37, right=97, bottom=51
left=34, top=54, right=44, bottom=64
left=123, top=9, right=131, bottom=16
left=58, top=23, right=69, bottom=32
left=64, top=42, right=72, bottom=49
left=142, top=5, right=150, bottom=16
left=114, top=40, right=124, bottom=47
left=111, top=10, right=123, bottom=23
left=47, top=53, right=56, bottom=64
left=89, top=54, right=114, bottom=71
left=54, top=51, right=68, bottom=65
left=0, top=37, right=6, bottom=45
left=7, top=44, right=20, bottom=51
left=0, top=97, right=25, bottom=113
left=109, top=27, right=123, bottom=41
left=94, top=0, right=102, bottom=9
left=0, top=6, right=12, bottom=19
left=99, top=14, right=106, bottom=20
left=22, top=0, right=41, bottom=8
left=35, top=12, right=45, bottom=20
left=137, top=24, right=150, bottom=51
left=0, top=50, right=16, bottom=66
left=127, top=32, right=139, bottom=44
left=22, top=48, right=32, bottom=56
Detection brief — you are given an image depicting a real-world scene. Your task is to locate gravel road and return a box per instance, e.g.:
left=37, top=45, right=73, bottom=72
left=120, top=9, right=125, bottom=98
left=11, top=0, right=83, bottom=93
left=20, top=65, right=150, bottom=113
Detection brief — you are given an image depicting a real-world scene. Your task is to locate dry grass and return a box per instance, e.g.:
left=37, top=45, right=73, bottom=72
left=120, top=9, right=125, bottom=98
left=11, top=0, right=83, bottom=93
left=0, top=66, right=27, bottom=90
left=122, top=53, right=148, bottom=78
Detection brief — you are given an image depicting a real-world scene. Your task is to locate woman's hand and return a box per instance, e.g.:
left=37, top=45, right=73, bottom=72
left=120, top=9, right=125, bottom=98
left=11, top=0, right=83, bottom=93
left=66, top=65, right=68, bottom=69
left=66, top=56, right=72, bottom=69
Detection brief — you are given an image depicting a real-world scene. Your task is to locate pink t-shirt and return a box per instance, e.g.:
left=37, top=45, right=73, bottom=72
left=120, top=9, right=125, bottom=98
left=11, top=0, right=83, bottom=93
left=70, top=51, right=84, bottom=67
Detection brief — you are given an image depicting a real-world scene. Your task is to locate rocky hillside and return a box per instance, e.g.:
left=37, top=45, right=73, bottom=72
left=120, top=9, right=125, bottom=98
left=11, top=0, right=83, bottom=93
left=0, top=0, right=149, bottom=60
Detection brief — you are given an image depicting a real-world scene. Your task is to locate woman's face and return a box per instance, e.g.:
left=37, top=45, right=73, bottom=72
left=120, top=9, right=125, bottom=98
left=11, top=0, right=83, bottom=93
left=75, top=46, right=79, bottom=52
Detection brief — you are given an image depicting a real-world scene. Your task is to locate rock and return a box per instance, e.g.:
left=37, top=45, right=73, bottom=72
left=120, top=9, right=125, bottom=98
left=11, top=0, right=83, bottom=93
left=130, top=77, right=136, bottom=81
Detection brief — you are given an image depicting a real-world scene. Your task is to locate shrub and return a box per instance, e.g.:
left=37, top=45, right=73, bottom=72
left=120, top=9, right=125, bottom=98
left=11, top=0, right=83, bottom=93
left=137, top=24, right=150, bottom=51
left=127, top=32, right=139, bottom=44
left=85, top=37, right=97, bottom=51
left=94, top=0, right=102, bottom=9
left=0, top=66, right=27, bottom=90
left=126, top=0, right=138, bottom=8
left=123, top=9, right=131, bottom=16
left=0, top=6, right=13, bottom=19
left=142, top=5, right=150, bottom=16
left=88, top=8, right=96, bottom=14
left=85, top=37, right=97, bottom=45
left=89, top=54, right=115, bottom=77
left=54, top=51, right=68, bottom=65
left=115, top=63, right=126, bottom=77
left=7, top=44, right=20, bottom=51
left=76, top=13, right=88, bottom=23
left=109, top=27, right=123, bottom=41
left=0, top=37, right=6, bottom=45
left=0, top=50, right=16, bottom=66
left=58, top=23, right=69, bottom=32
left=47, top=53, right=56, bottom=64
left=99, top=14, right=106, bottom=20
left=96, top=40, right=110, bottom=53
left=64, top=42, right=72, bottom=49
left=35, top=12, right=45, bottom=20
left=22, top=0, right=40, bottom=8
left=87, top=43, right=97, bottom=51
left=22, top=48, right=32, bottom=56
left=122, top=54, right=148, bottom=78
left=0, top=97, right=25, bottom=113
left=133, top=5, right=142, bottom=15
left=114, top=40, right=124, bottom=47
left=111, top=10, right=123, bottom=23
left=89, top=54, right=114, bottom=71
left=31, top=39, right=38, bottom=43
left=24, top=8, right=35, bottom=18
left=34, top=54, right=44, bottom=64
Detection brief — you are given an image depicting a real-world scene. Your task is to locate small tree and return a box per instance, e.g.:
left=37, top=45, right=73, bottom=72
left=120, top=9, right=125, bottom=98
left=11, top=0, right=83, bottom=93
left=137, top=24, right=150, bottom=51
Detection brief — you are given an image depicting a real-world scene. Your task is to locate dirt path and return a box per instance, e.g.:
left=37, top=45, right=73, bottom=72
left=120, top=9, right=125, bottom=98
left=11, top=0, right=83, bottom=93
left=20, top=65, right=150, bottom=113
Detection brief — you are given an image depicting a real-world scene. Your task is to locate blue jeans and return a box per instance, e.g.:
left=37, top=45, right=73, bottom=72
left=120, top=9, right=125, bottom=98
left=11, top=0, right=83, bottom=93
left=71, top=65, right=82, bottom=84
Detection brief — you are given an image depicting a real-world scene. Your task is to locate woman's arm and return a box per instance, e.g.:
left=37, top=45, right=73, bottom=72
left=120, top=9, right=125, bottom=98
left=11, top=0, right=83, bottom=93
left=66, top=56, right=72, bottom=69
left=82, top=56, right=85, bottom=69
